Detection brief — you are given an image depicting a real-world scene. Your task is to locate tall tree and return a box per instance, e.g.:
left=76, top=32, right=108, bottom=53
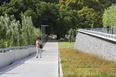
left=103, top=4, right=116, bottom=28
left=36, top=2, right=59, bottom=30
left=57, top=7, right=78, bottom=38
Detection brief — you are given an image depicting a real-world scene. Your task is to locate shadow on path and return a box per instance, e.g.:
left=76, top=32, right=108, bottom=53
left=47, top=38, right=58, bottom=42
left=0, top=54, right=35, bottom=75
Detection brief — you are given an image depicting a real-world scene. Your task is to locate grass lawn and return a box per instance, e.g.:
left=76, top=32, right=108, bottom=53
left=58, top=42, right=75, bottom=49
left=58, top=41, right=116, bottom=77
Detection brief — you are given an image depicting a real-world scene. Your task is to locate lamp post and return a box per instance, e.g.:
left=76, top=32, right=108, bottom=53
left=41, top=25, right=48, bottom=42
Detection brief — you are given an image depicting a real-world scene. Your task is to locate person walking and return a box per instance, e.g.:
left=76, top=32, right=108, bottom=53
left=36, top=37, right=43, bottom=58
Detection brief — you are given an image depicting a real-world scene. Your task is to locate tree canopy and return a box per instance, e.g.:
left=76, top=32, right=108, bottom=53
left=103, top=4, right=116, bottom=28
left=78, top=6, right=102, bottom=28
left=0, top=0, right=116, bottom=39
left=59, top=0, right=116, bottom=28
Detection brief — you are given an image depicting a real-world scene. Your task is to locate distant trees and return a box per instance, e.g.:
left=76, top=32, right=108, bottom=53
left=0, top=0, right=116, bottom=41
left=0, top=0, right=78, bottom=37
left=59, top=0, right=116, bottom=10
left=59, top=0, right=116, bottom=28
left=57, top=7, right=78, bottom=38
left=103, top=4, right=116, bottom=28
left=40, top=0, right=58, bottom=3
left=78, top=7, right=102, bottom=28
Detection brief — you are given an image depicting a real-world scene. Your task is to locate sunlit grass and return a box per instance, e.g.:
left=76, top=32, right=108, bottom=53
left=58, top=38, right=75, bottom=49
left=58, top=42, right=75, bottom=49
left=59, top=48, right=116, bottom=77
left=58, top=41, right=116, bottom=77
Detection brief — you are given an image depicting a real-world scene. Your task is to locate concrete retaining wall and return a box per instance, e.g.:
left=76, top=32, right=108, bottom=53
left=74, top=32, right=116, bottom=61
left=0, top=47, right=36, bottom=68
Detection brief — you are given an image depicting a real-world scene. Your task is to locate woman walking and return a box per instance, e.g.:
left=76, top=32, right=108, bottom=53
left=36, top=37, right=43, bottom=58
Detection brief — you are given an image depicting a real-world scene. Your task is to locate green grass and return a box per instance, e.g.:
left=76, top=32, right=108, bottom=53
left=58, top=41, right=116, bottom=77
left=58, top=38, right=75, bottom=49
left=59, top=49, right=116, bottom=77
left=58, top=42, right=75, bottom=49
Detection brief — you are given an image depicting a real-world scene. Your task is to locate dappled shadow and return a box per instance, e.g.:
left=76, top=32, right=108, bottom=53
left=0, top=54, right=35, bottom=75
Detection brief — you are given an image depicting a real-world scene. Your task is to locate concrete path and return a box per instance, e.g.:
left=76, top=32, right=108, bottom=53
left=0, top=41, right=58, bottom=77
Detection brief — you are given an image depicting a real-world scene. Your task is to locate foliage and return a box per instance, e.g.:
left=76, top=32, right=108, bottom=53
left=78, top=6, right=102, bottom=28
left=57, top=7, right=78, bottom=39
left=103, top=4, right=116, bottom=28
left=59, top=0, right=116, bottom=28
left=68, top=28, right=75, bottom=42
left=0, top=0, right=78, bottom=39
left=59, top=0, right=116, bottom=10
left=0, top=0, right=116, bottom=40
left=0, top=14, right=41, bottom=48
left=0, top=0, right=10, bottom=5
left=40, top=0, right=58, bottom=3
left=0, top=0, right=40, bottom=27
left=59, top=48, right=116, bottom=77
left=36, top=2, right=59, bottom=33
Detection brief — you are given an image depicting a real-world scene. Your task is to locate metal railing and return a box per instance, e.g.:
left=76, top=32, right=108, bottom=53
left=85, top=28, right=116, bottom=34
left=0, top=45, right=35, bottom=53
left=78, top=29, right=116, bottom=42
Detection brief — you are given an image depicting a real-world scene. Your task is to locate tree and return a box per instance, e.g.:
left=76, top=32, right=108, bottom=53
left=59, top=0, right=116, bottom=29
left=0, top=14, right=21, bottom=47
left=0, top=0, right=24, bottom=21
left=103, top=4, right=116, bottom=28
left=0, top=0, right=41, bottom=27
left=0, top=14, right=41, bottom=48
left=24, top=8, right=38, bottom=27
left=40, top=0, right=58, bottom=3
left=36, top=2, right=59, bottom=31
left=68, top=28, right=74, bottom=42
left=0, top=0, right=10, bottom=5
left=59, top=0, right=116, bottom=10
left=78, top=6, right=102, bottom=28
left=57, top=7, right=78, bottom=39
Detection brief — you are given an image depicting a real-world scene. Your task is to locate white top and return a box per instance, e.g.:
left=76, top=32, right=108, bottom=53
left=36, top=40, right=42, bottom=47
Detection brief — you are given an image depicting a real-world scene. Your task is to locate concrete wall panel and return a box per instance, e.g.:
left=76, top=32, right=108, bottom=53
left=0, top=47, right=36, bottom=68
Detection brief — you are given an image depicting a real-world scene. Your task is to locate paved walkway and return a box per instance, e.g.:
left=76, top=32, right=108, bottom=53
left=0, top=41, right=58, bottom=77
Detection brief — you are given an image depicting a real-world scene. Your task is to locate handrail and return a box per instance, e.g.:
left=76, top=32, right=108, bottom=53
left=0, top=45, right=35, bottom=53
left=85, top=28, right=115, bottom=34
left=78, top=29, right=116, bottom=42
